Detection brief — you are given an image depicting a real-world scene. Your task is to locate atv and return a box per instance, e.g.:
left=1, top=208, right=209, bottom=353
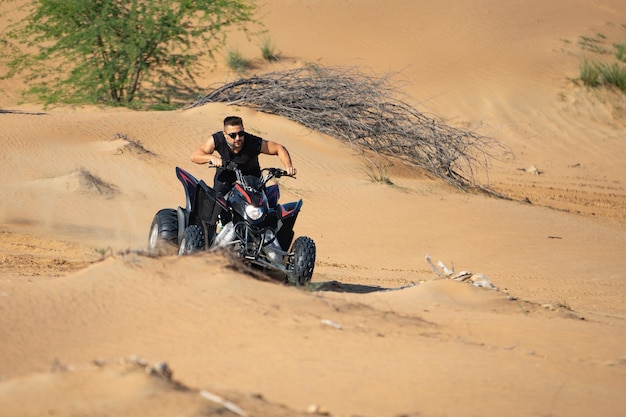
left=148, top=163, right=316, bottom=286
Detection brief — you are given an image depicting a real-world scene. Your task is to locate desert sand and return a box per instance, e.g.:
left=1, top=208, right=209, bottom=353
left=1, top=1, right=626, bottom=416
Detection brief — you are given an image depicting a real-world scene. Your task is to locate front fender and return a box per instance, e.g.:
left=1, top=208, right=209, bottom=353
left=278, top=199, right=303, bottom=220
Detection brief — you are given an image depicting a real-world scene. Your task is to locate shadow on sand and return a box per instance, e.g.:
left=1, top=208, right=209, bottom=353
left=307, top=280, right=417, bottom=294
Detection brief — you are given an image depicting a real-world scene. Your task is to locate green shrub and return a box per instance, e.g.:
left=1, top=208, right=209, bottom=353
left=579, top=60, right=601, bottom=87
left=599, top=62, right=626, bottom=92
left=226, top=49, right=251, bottom=73
left=578, top=35, right=626, bottom=93
left=0, top=0, right=257, bottom=108
left=260, top=37, right=278, bottom=62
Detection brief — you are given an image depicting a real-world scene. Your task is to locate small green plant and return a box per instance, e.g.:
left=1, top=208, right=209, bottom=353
left=615, top=41, right=626, bottom=63
left=579, top=60, right=626, bottom=92
left=578, top=34, right=610, bottom=54
left=94, top=247, right=113, bottom=258
left=260, top=37, right=278, bottom=62
left=364, top=158, right=393, bottom=185
left=577, top=31, right=626, bottom=93
left=598, top=61, right=626, bottom=92
left=226, top=49, right=251, bottom=73
left=579, top=60, right=601, bottom=87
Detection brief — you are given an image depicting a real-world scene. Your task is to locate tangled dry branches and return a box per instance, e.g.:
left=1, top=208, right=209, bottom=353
left=185, top=65, right=508, bottom=189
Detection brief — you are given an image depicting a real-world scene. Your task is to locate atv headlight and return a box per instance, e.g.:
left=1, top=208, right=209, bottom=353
left=245, top=204, right=264, bottom=220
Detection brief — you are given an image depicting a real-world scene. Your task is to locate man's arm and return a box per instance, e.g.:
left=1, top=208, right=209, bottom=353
left=191, top=136, right=222, bottom=166
left=262, top=140, right=297, bottom=175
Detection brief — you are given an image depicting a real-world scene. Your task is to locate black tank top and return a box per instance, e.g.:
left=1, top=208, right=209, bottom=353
left=212, top=131, right=263, bottom=185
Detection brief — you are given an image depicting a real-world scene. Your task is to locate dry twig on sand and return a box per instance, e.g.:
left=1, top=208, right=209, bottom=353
left=185, top=65, right=508, bottom=189
left=425, top=255, right=497, bottom=289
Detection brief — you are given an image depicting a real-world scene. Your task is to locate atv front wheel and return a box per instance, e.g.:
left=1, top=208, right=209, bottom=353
left=178, top=225, right=205, bottom=255
left=288, top=236, right=316, bottom=286
left=148, top=209, right=178, bottom=254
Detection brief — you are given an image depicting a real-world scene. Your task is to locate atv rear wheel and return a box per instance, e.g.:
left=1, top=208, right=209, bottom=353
left=288, top=236, right=316, bottom=286
left=178, top=225, right=205, bottom=255
left=148, top=209, right=178, bottom=254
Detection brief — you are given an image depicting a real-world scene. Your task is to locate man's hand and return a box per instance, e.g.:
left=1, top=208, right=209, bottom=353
left=208, top=158, right=223, bottom=167
left=286, top=166, right=297, bottom=176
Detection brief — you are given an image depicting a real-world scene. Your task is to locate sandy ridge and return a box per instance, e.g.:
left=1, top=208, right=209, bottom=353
left=2, top=1, right=626, bottom=416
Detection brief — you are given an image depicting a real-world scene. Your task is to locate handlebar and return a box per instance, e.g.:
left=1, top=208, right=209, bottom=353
left=262, top=167, right=292, bottom=178
left=207, top=160, right=294, bottom=189
left=208, top=160, right=294, bottom=178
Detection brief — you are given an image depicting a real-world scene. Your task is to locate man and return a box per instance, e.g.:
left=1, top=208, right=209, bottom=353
left=190, top=115, right=297, bottom=231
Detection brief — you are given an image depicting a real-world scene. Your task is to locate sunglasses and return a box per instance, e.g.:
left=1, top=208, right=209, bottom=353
left=226, top=131, right=245, bottom=139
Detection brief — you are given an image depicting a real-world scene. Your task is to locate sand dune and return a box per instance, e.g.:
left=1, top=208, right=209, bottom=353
left=1, top=1, right=626, bottom=416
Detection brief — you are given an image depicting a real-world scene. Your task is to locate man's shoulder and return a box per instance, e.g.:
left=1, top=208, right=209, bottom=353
left=244, top=132, right=263, bottom=149
left=212, top=131, right=227, bottom=148
left=245, top=132, right=263, bottom=141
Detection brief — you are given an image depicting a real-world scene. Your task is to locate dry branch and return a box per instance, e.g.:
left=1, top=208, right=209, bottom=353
left=185, top=65, right=508, bottom=188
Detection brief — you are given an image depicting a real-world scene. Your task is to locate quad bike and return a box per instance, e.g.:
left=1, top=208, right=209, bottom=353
left=148, top=162, right=316, bottom=286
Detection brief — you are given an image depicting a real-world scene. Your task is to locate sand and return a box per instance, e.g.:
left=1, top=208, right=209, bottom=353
left=1, top=1, right=625, bottom=416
